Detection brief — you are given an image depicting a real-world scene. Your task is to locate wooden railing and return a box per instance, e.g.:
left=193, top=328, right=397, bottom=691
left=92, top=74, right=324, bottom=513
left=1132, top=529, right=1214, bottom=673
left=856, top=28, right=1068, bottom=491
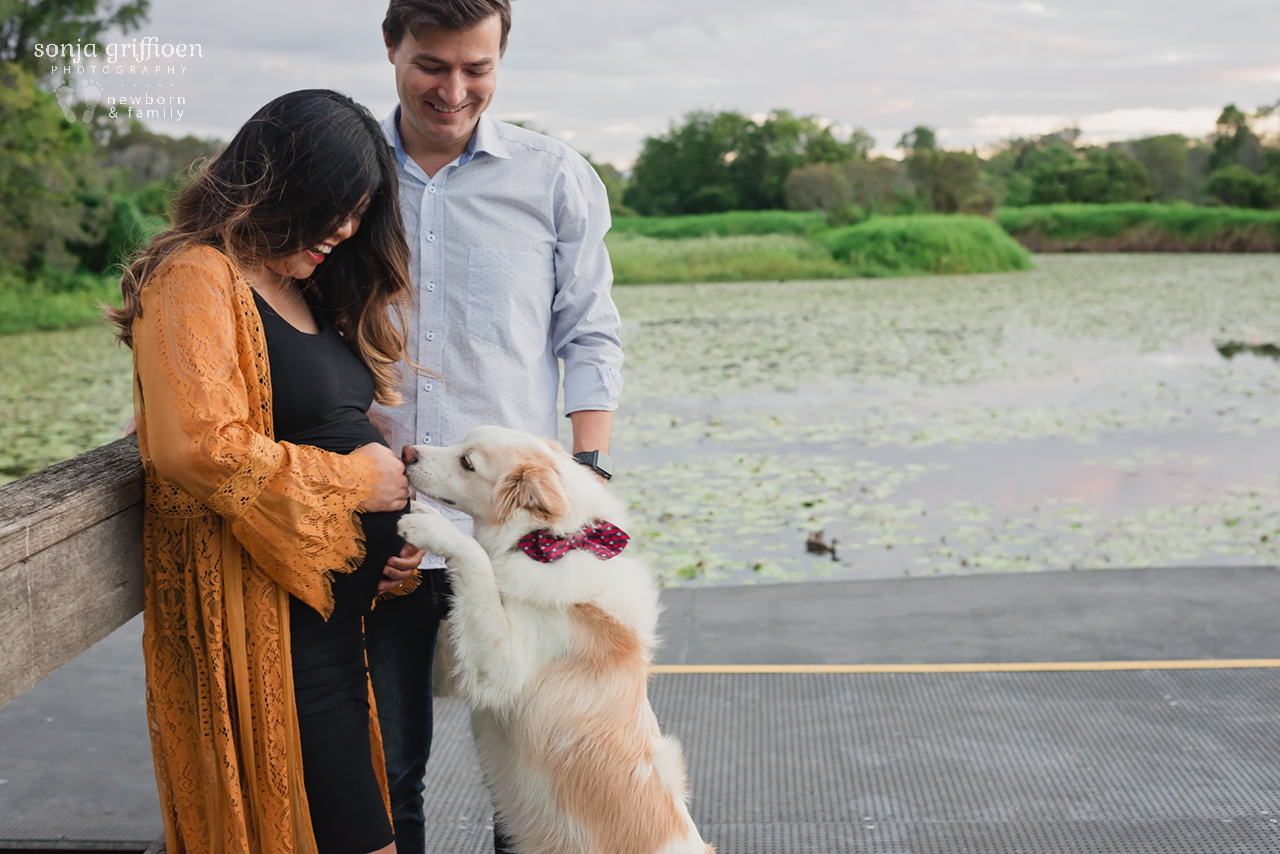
left=0, top=437, right=145, bottom=710
left=0, top=437, right=456, bottom=713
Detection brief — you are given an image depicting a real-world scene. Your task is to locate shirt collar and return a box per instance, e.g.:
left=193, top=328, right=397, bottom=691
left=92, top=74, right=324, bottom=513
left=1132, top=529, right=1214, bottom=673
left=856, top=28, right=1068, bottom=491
left=383, top=107, right=511, bottom=179
left=470, top=113, right=511, bottom=161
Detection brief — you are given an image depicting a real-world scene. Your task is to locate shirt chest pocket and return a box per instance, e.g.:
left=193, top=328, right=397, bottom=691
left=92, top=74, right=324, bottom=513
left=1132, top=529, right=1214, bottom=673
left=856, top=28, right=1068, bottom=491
left=466, top=247, right=555, bottom=352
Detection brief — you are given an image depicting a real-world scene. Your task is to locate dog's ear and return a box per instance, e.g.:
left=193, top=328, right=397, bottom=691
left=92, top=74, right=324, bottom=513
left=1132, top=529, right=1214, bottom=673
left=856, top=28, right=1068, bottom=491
left=494, top=457, right=570, bottom=524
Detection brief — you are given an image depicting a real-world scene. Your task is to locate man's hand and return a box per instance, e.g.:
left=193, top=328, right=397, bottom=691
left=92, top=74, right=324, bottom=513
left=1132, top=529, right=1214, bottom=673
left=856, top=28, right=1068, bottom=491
left=378, top=541, right=426, bottom=594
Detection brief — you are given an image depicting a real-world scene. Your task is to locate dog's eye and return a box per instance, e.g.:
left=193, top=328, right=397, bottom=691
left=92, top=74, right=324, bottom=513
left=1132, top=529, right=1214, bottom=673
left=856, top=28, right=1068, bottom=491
left=460, top=454, right=474, bottom=472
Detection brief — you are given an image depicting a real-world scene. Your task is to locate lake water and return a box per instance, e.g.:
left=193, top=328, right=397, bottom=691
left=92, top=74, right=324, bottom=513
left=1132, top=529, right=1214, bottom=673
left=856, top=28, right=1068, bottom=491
left=3, top=254, right=1279, bottom=586
left=608, top=254, right=1280, bottom=585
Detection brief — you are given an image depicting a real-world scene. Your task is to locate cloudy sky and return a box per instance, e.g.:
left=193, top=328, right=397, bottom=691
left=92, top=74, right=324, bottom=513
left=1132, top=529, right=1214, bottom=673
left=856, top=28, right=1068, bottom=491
left=78, top=0, right=1280, bottom=166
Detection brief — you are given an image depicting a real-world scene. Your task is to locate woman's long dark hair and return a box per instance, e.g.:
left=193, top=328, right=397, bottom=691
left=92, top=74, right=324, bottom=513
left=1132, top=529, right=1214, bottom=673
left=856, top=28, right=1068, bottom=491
left=107, top=89, right=414, bottom=405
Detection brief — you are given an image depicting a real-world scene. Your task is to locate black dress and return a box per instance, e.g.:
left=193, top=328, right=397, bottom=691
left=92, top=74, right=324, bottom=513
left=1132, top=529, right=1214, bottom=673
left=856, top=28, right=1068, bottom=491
left=254, top=290, right=402, bottom=854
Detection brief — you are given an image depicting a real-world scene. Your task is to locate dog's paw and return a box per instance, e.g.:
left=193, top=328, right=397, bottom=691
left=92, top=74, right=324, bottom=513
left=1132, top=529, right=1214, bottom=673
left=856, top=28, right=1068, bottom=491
left=408, top=499, right=441, bottom=516
left=398, top=510, right=463, bottom=555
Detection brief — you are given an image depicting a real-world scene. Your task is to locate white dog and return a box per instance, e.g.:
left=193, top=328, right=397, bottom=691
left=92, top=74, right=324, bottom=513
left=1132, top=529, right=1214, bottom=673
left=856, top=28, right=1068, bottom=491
left=396, top=426, right=713, bottom=854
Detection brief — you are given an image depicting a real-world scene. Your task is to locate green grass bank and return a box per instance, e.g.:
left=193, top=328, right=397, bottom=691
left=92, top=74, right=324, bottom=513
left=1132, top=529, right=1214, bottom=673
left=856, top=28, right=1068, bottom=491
left=609, top=209, right=826, bottom=239
left=607, top=211, right=1033, bottom=285
left=997, top=203, right=1280, bottom=252
left=822, top=215, right=1033, bottom=277
left=606, top=232, right=853, bottom=284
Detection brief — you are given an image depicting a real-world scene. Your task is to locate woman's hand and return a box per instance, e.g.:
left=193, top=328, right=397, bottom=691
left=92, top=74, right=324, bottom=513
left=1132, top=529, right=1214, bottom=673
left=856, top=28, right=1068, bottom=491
left=377, top=542, right=427, bottom=594
left=352, top=443, right=409, bottom=512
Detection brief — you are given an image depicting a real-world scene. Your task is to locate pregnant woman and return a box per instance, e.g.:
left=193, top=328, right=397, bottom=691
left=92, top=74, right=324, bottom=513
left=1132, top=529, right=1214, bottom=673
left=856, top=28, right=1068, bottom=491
left=107, top=90, right=424, bottom=854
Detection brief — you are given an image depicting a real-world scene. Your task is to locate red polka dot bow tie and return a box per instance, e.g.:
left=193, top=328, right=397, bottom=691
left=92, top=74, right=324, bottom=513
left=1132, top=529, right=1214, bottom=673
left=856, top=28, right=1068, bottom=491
left=517, top=521, right=631, bottom=563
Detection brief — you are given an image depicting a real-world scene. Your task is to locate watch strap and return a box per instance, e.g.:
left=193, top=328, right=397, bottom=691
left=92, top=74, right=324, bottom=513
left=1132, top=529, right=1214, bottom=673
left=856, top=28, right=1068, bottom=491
left=573, top=450, right=614, bottom=481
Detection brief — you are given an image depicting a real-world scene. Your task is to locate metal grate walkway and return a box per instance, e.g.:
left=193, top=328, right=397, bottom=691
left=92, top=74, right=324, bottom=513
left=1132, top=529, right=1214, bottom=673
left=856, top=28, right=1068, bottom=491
left=421, top=667, right=1280, bottom=854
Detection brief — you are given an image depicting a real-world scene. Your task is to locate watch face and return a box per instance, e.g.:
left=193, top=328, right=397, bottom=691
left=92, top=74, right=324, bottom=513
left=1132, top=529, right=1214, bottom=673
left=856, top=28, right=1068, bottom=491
left=593, top=453, right=614, bottom=478
left=575, top=451, right=614, bottom=479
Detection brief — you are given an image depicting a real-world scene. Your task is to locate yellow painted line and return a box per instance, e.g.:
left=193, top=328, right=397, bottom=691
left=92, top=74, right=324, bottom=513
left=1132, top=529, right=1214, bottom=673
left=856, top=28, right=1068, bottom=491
left=649, top=659, right=1280, bottom=675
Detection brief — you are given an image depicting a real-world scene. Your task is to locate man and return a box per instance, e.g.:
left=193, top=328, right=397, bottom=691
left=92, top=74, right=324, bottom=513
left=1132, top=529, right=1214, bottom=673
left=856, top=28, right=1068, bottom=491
left=366, top=1, right=624, bottom=852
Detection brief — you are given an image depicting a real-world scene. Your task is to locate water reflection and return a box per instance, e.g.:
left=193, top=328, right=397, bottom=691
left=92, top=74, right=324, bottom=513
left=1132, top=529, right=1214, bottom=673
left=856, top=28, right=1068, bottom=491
left=609, top=256, right=1280, bottom=586
left=615, top=424, right=1280, bottom=585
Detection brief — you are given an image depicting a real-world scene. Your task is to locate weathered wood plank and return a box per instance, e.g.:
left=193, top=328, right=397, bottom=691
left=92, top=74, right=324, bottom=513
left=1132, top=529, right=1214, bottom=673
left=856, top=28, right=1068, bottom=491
left=0, top=437, right=143, bottom=570
left=0, top=504, right=145, bottom=708
left=0, top=437, right=145, bottom=709
left=0, top=556, right=35, bottom=703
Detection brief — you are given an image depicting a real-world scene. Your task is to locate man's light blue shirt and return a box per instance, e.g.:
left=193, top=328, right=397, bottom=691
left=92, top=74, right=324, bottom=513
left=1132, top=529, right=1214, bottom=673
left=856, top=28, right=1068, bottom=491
left=370, top=109, right=623, bottom=554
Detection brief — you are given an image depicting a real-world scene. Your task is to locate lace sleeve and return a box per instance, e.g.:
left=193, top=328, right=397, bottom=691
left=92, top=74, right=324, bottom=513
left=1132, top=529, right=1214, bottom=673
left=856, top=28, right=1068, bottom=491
left=133, top=246, right=375, bottom=616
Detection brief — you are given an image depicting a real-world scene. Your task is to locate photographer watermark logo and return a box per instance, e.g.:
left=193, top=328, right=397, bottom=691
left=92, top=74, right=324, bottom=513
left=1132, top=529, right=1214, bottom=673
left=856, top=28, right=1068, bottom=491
left=39, top=36, right=200, bottom=124
left=54, top=81, right=103, bottom=123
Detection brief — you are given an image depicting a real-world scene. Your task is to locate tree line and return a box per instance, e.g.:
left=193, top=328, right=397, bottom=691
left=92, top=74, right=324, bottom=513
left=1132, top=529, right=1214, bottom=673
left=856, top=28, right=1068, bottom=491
left=615, top=105, right=1280, bottom=220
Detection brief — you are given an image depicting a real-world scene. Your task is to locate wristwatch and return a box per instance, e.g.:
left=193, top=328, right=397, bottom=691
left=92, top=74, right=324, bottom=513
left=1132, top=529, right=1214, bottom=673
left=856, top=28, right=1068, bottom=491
left=573, top=450, right=614, bottom=481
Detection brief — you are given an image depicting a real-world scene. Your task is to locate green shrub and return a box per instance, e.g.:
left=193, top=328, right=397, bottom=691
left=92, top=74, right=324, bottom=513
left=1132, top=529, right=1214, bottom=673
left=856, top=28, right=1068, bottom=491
left=610, top=210, right=826, bottom=240
left=133, top=178, right=178, bottom=216
left=905, top=147, right=987, bottom=213
left=0, top=63, right=109, bottom=276
left=996, top=203, right=1280, bottom=251
left=1204, top=166, right=1279, bottom=210
left=784, top=159, right=906, bottom=216
left=1127, top=135, right=1192, bottom=203
left=821, top=215, right=1033, bottom=276
left=102, top=196, right=168, bottom=269
left=70, top=194, right=169, bottom=274
left=783, top=161, right=854, bottom=212
left=0, top=271, right=121, bottom=335
left=1029, top=148, right=1154, bottom=205
left=825, top=204, right=868, bottom=227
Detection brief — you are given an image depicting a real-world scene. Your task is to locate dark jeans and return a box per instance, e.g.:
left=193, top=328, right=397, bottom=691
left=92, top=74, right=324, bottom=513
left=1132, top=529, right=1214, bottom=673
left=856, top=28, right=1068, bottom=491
left=366, top=569, right=451, bottom=854
left=368, top=568, right=517, bottom=854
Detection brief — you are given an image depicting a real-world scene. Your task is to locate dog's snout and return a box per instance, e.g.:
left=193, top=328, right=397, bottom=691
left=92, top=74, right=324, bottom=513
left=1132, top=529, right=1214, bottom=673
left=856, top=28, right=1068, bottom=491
left=402, top=445, right=418, bottom=466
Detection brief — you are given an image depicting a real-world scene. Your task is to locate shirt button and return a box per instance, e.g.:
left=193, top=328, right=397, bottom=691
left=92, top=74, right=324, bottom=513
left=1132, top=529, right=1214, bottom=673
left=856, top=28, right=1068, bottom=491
left=422, top=433, right=431, bottom=444
left=426, top=330, right=435, bottom=341
left=428, top=185, right=437, bottom=194
left=424, top=382, right=433, bottom=392
left=426, top=232, right=435, bottom=242
left=426, top=282, right=436, bottom=292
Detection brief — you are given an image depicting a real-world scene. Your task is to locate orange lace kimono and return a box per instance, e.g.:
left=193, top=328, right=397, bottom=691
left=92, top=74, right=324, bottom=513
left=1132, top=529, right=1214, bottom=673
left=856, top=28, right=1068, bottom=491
left=132, top=244, right=388, bottom=854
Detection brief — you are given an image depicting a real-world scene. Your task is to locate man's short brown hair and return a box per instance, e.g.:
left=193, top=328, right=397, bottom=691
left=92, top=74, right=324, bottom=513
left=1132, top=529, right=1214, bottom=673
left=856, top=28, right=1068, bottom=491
left=383, top=0, right=512, bottom=55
